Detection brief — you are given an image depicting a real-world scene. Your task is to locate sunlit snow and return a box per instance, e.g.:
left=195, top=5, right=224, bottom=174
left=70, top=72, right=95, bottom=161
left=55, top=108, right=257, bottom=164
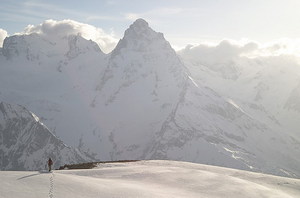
left=1, top=161, right=299, bottom=198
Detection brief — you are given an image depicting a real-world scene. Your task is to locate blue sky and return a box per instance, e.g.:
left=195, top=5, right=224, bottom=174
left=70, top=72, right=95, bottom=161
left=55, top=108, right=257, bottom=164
left=1, top=0, right=300, bottom=49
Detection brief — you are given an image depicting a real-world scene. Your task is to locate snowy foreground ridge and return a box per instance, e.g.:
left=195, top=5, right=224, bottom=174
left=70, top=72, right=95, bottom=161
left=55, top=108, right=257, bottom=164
left=1, top=161, right=299, bottom=198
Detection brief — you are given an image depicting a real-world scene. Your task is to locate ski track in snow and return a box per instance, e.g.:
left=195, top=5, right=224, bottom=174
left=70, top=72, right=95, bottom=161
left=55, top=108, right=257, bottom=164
left=49, top=172, right=54, bottom=198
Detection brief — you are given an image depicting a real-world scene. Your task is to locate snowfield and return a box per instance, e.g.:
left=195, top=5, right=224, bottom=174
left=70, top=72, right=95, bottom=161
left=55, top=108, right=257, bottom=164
left=1, top=160, right=299, bottom=198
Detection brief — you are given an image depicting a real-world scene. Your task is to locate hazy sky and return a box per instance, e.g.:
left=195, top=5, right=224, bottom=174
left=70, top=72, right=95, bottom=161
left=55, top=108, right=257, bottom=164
left=1, top=0, right=300, bottom=50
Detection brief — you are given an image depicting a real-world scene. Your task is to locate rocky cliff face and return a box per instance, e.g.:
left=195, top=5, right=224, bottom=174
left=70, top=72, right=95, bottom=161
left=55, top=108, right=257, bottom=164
left=0, top=102, right=89, bottom=170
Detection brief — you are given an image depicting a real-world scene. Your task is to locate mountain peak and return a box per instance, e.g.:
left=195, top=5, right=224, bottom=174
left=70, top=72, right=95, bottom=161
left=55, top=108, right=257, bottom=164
left=124, top=18, right=155, bottom=39
left=130, top=18, right=149, bottom=29
left=111, top=18, right=171, bottom=56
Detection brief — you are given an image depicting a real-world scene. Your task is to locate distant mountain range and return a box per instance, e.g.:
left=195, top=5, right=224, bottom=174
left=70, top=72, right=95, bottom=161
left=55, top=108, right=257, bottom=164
left=0, top=19, right=299, bottom=177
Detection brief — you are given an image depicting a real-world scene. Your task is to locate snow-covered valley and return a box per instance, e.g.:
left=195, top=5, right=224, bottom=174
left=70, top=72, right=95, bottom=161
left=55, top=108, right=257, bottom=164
left=1, top=160, right=299, bottom=198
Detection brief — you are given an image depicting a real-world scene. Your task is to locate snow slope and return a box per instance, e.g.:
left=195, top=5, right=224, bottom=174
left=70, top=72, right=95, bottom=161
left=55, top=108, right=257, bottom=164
left=0, top=160, right=299, bottom=198
left=144, top=81, right=300, bottom=178
left=0, top=102, right=89, bottom=170
left=178, top=43, right=300, bottom=141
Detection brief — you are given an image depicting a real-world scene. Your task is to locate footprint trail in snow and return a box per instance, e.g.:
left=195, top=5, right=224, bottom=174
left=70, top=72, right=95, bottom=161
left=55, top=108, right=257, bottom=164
left=49, top=172, right=54, bottom=198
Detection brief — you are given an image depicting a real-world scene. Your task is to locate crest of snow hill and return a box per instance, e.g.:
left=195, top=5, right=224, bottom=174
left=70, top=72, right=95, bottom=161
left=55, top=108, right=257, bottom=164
left=0, top=19, right=300, bottom=178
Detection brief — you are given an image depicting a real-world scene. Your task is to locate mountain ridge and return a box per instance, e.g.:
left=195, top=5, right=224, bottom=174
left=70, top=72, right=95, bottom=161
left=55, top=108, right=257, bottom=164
left=0, top=19, right=299, bottom=178
left=0, top=101, right=90, bottom=170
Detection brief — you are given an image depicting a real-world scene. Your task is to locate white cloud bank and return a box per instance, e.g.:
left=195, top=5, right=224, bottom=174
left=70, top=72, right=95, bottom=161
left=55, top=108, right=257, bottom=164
left=21, top=19, right=118, bottom=54
left=9, top=18, right=300, bottom=58
left=178, top=39, right=300, bottom=65
left=0, top=29, right=8, bottom=47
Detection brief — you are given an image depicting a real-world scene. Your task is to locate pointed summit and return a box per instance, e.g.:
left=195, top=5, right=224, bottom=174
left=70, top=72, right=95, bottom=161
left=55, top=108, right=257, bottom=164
left=125, top=18, right=151, bottom=37
left=130, top=18, right=149, bottom=29
left=112, top=18, right=171, bottom=56
left=123, top=18, right=163, bottom=41
left=125, top=18, right=150, bottom=37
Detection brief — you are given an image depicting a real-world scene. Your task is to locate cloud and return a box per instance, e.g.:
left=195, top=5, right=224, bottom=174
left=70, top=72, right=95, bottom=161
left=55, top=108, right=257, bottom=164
left=21, top=19, right=118, bottom=54
left=178, top=39, right=300, bottom=65
left=178, top=40, right=260, bottom=65
left=257, top=39, right=300, bottom=58
left=179, top=39, right=300, bottom=90
left=0, top=29, right=8, bottom=47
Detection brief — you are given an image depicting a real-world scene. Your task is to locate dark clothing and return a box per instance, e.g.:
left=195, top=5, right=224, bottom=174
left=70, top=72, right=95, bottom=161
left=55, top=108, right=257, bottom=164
left=48, top=158, right=53, bottom=172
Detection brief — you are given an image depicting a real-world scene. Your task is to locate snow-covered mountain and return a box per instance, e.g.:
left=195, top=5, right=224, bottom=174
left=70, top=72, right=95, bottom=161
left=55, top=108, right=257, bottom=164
left=0, top=19, right=299, bottom=177
left=0, top=102, right=89, bottom=170
left=177, top=44, right=300, bottom=176
left=90, top=19, right=187, bottom=160
left=0, top=29, right=108, bottom=159
left=178, top=43, right=300, bottom=141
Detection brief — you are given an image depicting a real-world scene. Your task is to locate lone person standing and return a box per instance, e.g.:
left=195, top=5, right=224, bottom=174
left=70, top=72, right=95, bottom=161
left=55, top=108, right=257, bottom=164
left=48, top=158, right=53, bottom=172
